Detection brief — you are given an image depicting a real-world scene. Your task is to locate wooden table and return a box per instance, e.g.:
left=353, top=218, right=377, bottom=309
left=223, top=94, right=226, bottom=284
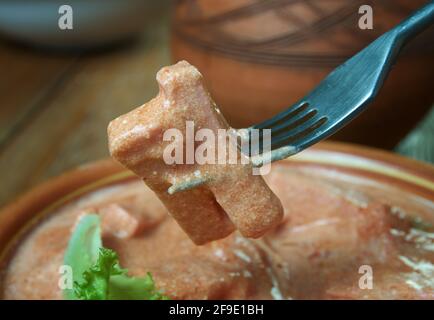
left=0, top=15, right=170, bottom=207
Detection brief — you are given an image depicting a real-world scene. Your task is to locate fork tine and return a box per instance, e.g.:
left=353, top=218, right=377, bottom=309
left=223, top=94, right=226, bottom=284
left=271, top=116, right=328, bottom=150
left=248, top=107, right=315, bottom=154
left=270, top=108, right=317, bottom=135
left=289, top=119, right=336, bottom=152
left=253, top=101, right=308, bottom=130
left=249, top=109, right=317, bottom=153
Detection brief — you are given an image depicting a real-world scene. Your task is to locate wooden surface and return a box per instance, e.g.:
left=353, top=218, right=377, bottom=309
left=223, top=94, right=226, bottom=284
left=0, top=15, right=170, bottom=207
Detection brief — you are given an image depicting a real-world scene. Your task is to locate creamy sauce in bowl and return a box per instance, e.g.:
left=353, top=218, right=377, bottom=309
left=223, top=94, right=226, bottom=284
left=2, top=164, right=434, bottom=299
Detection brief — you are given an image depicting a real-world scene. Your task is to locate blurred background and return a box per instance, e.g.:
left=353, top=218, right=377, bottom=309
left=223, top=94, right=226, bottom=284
left=0, top=0, right=433, bottom=207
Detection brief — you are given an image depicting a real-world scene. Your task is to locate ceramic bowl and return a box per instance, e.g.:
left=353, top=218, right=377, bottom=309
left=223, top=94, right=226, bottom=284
left=0, top=0, right=169, bottom=48
left=0, top=141, right=433, bottom=291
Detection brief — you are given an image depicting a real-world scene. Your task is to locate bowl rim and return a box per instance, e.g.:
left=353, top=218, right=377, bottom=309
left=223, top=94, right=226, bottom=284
left=0, top=141, right=433, bottom=271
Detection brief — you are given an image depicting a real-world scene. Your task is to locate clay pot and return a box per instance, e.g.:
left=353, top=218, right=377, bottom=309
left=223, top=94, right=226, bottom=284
left=171, top=0, right=434, bottom=149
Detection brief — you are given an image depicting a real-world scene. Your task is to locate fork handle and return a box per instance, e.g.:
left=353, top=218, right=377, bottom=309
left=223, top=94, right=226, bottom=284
left=395, top=1, right=434, bottom=45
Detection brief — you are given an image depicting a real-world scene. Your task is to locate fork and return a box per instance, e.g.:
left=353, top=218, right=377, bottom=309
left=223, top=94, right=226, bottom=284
left=168, top=2, right=434, bottom=194
left=250, top=1, right=434, bottom=163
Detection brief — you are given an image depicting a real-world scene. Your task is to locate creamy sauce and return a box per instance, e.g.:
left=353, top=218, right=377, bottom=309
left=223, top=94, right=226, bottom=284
left=2, top=165, right=434, bottom=299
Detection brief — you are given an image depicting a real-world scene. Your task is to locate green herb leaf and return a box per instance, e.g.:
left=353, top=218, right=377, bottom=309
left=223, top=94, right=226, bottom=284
left=63, top=214, right=102, bottom=300
left=109, top=272, right=169, bottom=300
left=74, top=247, right=124, bottom=300
left=63, top=214, right=168, bottom=300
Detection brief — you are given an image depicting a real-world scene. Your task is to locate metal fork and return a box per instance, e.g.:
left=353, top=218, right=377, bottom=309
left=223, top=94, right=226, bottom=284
left=168, top=2, right=434, bottom=194
left=250, top=1, right=434, bottom=163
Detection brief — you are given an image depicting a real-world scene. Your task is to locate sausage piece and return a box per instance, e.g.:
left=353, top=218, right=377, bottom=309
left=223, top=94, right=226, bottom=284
left=108, top=61, right=283, bottom=244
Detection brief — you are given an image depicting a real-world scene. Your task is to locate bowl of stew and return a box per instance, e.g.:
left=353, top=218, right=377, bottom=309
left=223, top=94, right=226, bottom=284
left=0, top=141, right=433, bottom=299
